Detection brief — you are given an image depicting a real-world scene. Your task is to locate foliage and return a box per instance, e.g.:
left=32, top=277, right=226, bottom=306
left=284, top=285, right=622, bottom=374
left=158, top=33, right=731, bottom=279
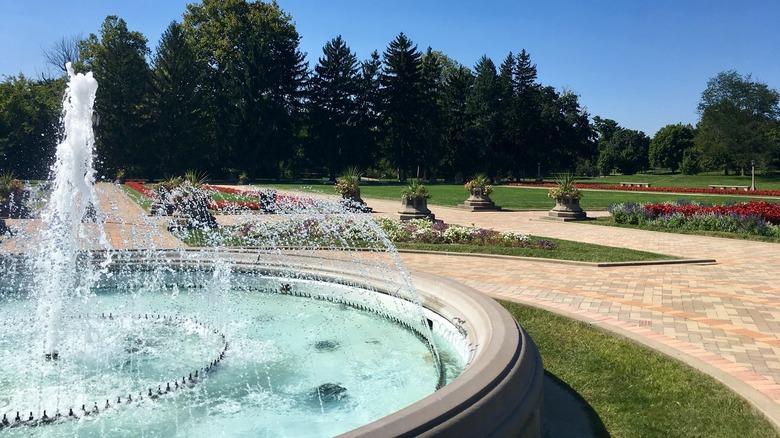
left=695, top=70, right=780, bottom=174
left=183, top=169, right=209, bottom=186
left=0, top=170, right=24, bottom=203
left=377, top=217, right=554, bottom=249
left=78, top=15, right=153, bottom=178
left=334, top=166, right=362, bottom=197
left=608, top=201, right=780, bottom=236
left=650, top=123, right=695, bottom=172
left=307, top=36, right=365, bottom=179
left=184, top=0, right=307, bottom=178
left=464, top=173, right=493, bottom=195
left=598, top=125, right=650, bottom=175
left=150, top=20, right=211, bottom=177
left=0, top=75, right=63, bottom=179
left=401, top=178, right=431, bottom=200
left=380, top=33, right=425, bottom=180
left=548, top=172, right=581, bottom=199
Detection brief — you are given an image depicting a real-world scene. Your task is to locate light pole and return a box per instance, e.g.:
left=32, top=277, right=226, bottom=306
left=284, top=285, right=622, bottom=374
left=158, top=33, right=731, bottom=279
left=751, top=160, right=755, bottom=191
left=537, top=162, right=541, bottom=182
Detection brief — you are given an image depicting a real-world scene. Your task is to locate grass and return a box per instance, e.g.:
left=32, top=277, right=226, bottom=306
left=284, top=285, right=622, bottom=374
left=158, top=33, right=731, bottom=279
left=499, top=300, right=778, bottom=438
left=120, top=183, right=153, bottom=211
left=395, top=238, right=674, bottom=263
left=576, top=171, right=780, bottom=190
left=261, top=183, right=779, bottom=210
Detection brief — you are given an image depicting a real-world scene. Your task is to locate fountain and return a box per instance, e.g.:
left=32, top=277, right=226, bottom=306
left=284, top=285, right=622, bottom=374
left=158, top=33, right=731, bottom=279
left=0, top=65, right=542, bottom=437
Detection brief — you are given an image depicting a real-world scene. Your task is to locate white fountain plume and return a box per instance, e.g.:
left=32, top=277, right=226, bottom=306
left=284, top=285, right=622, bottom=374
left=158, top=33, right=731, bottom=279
left=34, top=63, right=106, bottom=358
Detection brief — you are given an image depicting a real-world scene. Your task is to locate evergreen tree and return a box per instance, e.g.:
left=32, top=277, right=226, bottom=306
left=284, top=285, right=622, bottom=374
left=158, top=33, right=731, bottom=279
left=380, top=32, right=424, bottom=180
left=417, top=47, right=444, bottom=178
left=78, top=16, right=152, bottom=177
left=307, top=35, right=361, bottom=179
left=467, top=56, right=502, bottom=177
left=440, top=65, right=475, bottom=180
left=355, top=51, right=382, bottom=172
left=151, top=21, right=210, bottom=177
left=184, top=0, right=307, bottom=178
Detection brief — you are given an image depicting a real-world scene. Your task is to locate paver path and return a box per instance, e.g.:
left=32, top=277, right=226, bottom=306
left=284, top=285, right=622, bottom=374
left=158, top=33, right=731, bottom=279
left=364, top=197, right=780, bottom=427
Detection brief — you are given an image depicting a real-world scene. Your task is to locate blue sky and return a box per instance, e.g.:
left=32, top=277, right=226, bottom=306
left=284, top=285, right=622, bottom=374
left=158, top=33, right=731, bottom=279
left=2, top=1, right=778, bottom=136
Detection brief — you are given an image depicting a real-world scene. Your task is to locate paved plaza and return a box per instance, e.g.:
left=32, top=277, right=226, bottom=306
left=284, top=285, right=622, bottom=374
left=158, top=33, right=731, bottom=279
left=2, top=185, right=779, bottom=429
left=364, top=197, right=780, bottom=428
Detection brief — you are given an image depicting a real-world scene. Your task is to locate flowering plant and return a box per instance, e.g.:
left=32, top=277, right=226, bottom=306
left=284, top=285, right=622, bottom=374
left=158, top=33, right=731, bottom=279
left=464, top=173, right=493, bottom=195
left=608, top=200, right=780, bottom=236
left=548, top=172, right=581, bottom=200
left=376, top=217, right=555, bottom=249
left=401, top=178, right=431, bottom=200
left=0, top=171, right=24, bottom=204
left=334, top=167, right=361, bottom=197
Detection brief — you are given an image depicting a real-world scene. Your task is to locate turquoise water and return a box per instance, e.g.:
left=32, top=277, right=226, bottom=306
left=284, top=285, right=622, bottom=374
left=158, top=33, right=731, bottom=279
left=0, top=270, right=463, bottom=437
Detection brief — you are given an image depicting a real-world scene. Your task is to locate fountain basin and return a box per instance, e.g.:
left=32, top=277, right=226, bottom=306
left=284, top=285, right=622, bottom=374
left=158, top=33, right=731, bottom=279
left=0, top=250, right=542, bottom=436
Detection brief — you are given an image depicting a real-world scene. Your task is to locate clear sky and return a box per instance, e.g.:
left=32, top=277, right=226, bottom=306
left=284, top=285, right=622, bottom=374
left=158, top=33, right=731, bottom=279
left=2, top=0, right=778, bottom=136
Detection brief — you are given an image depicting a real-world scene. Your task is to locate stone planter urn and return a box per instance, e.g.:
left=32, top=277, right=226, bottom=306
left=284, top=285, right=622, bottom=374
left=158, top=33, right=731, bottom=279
left=341, top=188, right=373, bottom=213
left=459, top=187, right=500, bottom=211
left=398, top=196, right=435, bottom=221
left=547, top=195, right=589, bottom=221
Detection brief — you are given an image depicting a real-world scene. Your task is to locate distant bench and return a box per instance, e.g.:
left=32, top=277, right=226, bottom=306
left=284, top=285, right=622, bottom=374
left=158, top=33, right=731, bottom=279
left=709, top=184, right=749, bottom=191
left=620, top=182, right=651, bottom=188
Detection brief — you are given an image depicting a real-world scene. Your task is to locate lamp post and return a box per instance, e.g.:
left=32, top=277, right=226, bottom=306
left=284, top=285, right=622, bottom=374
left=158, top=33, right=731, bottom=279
left=751, top=160, right=755, bottom=191
left=536, top=162, right=541, bottom=182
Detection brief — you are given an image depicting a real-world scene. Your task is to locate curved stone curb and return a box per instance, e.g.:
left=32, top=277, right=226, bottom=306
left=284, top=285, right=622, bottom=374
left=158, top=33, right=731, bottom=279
left=397, top=248, right=716, bottom=268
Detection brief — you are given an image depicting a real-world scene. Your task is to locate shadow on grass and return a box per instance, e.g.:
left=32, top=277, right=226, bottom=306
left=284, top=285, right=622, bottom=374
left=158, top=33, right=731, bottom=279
left=543, top=370, right=610, bottom=438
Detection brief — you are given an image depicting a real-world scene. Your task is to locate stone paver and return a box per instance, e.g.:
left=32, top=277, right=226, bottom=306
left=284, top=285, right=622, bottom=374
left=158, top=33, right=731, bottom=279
left=364, top=197, right=780, bottom=427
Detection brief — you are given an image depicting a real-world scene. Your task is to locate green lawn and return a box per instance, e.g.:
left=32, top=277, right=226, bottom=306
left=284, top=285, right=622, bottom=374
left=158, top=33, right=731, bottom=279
left=576, top=171, right=780, bottom=190
left=262, top=182, right=778, bottom=210
left=500, top=300, right=778, bottom=438
left=395, top=238, right=674, bottom=263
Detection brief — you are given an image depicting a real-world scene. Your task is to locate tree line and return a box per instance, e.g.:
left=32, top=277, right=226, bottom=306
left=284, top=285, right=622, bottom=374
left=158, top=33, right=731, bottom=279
left=1, top=0, right=779, bottom=181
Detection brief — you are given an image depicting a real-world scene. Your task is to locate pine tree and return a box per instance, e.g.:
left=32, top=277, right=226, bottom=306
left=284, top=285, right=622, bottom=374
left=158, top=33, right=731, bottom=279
left=468, top=56, right=501, bottom=177
left=380, top=33, right=424, bottom=180
left=307, top=36, right=361, bottom=179
left=79, top=16, right=152, bottom=177
left=152, top=21, right=210, bottom=177
left=440, top=65, right=475, bottom=180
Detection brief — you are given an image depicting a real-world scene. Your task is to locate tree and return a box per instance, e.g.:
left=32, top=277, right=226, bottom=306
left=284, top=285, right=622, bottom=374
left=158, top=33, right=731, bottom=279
left=0, top=75, right=64, bottom=178
left=695, top=70, right=780, bottom=174
left=417, top=47, right=444, bottom=178
left=184, top=0, right=307, bottom=178
left=307, top=35, right=361, bottom=179
left=439, top=65, right=475, bottom=179
left=380, top=32, right=424, bottom=180
left=649, top=123, right=695, bottom=172
left=78, top=16, right=153, bottom=177
left=601, top=129, right=649, bottom=175
left=467, top=56, right=501, bottom=177
left=41, top=34, right=82, bottom=78
left=151, top=21, right=210, bottom=177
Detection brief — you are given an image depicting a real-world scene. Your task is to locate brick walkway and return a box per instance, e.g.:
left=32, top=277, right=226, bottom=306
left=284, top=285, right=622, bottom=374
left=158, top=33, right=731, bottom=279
left=365, top=197, right=780, bottom=427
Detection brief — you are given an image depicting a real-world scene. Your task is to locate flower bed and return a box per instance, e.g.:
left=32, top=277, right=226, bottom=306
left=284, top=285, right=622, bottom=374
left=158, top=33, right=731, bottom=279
left=377, top=217, right=555, bottom=249
left=124, top=182, right=314, bottom=212
left=125, top=180, right=157, bottom=199
left=510, top=182, right=780, bottom=197
left=608, top=200, right=780, bottom=236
